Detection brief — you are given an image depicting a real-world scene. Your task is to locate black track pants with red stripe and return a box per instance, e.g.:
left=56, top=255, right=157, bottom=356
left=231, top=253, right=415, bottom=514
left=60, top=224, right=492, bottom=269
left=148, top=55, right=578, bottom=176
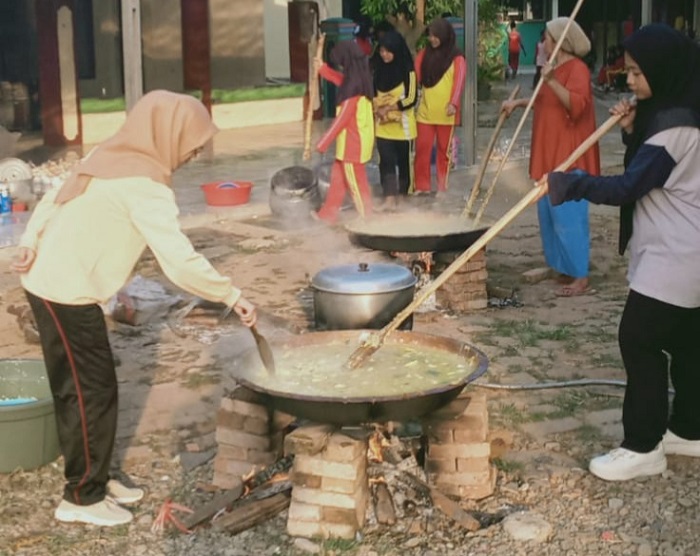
left=26, top=290, right=118, bottom=506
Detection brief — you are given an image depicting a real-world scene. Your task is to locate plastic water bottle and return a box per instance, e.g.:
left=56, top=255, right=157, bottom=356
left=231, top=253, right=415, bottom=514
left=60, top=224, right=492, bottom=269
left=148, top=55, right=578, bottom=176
left=0, top=186, right=12, bottom=214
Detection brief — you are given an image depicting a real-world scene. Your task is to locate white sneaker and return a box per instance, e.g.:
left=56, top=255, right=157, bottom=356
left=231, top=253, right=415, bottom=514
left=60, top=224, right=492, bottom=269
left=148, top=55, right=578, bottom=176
left=107, top=479, right=145, bottom=504
left=663, top=430, right=700, bottom=457
left=55, top=498, right=133, bottom=526
left=589, top=443, right=667, bottom=481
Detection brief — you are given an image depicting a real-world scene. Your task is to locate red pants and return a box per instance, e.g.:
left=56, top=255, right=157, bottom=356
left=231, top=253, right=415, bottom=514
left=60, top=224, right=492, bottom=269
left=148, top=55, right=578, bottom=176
left=317, top=160, right=373, bottom=223
left=414, top=123, right=453, bottom=193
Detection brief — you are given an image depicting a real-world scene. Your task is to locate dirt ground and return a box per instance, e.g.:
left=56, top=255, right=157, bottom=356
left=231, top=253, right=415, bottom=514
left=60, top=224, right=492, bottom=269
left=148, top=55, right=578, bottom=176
left=2, top=77, right=699, bottom=556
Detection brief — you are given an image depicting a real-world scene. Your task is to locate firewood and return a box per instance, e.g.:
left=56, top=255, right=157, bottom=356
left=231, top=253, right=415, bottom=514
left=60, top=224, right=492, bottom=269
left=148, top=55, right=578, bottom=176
left=211, top=493, right=291, bottom=534
left=182, top=478, right=244, bottom=530
left=372, top=481, right=397, bottom=525
left=283, top=424, right=336, bottom=456
left=399, top=472, right=480, bottom=532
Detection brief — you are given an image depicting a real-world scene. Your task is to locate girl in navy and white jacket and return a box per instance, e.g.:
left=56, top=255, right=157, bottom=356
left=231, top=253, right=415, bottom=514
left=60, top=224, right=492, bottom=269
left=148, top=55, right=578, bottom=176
left=538, top=24, right=700, bottom=482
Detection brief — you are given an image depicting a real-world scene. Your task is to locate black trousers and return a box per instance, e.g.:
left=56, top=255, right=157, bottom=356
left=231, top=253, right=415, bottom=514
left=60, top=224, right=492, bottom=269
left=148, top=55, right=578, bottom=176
left=619, top=290, right=700, bottom=453
left=26, top=290, right=117, bottom=505
left=377, top=137, right=412, bottom=197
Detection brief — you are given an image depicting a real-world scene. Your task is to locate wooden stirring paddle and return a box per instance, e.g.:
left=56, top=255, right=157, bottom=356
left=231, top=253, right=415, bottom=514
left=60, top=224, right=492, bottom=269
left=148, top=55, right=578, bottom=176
left=346, top=107, right=630, bottom=370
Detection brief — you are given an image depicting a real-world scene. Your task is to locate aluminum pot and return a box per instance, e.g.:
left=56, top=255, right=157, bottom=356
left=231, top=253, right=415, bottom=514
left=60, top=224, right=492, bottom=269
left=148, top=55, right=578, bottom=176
left=311, top=262, right=416, bottom=330
left=269, top=166, right=321, bottom=220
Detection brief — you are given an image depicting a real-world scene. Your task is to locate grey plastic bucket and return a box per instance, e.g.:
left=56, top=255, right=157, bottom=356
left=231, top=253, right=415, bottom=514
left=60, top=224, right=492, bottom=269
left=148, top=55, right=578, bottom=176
left=0, top=359, right=59, bottom=472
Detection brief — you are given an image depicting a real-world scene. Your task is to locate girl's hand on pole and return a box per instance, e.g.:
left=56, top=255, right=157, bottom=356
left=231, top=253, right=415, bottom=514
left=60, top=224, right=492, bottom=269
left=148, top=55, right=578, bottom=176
left=10, top=247, right=36, bottom=273
left=610, top=98, right=636, bottom=134
left=533, top=175, right=549, bottom=202
left=233, top=296, right=257, bottom=328
left=500, top=99, right=520, bottom=117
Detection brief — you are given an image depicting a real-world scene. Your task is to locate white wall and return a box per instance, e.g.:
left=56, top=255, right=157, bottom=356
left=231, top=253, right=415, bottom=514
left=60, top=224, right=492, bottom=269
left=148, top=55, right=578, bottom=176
left=264, top=0, right=291, bottom=79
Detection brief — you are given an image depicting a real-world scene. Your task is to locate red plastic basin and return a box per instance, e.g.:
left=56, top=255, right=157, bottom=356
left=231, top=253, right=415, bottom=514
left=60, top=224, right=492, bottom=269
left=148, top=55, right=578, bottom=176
left=201, top=181, right=253, bottom=206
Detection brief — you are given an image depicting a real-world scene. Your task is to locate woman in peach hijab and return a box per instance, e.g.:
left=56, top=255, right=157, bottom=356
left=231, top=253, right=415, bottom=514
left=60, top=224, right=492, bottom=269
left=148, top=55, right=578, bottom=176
left=10, top=90, right=257, bottom=527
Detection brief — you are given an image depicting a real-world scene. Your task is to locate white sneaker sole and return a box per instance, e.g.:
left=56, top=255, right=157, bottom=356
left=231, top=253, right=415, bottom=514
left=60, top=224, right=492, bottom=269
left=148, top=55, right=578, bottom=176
left=55, top=506, right=133, bottom=526
left=589, top=457, right=667, bottom=481
left=663, top=443, right=700, bottom=457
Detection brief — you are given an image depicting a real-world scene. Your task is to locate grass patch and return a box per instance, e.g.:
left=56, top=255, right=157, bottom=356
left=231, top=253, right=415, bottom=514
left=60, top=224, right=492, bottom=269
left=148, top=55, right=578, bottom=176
left=575, top=424, right=603, bottom=443
left=493, top=458, right=525, bottom=474
left=489, top=319, right=573, bottom=347
left=494, top=402, right=531, bottom=426
left=80, top=84, right=305, bottom=114
left=323, top=538, right=359, bottom=552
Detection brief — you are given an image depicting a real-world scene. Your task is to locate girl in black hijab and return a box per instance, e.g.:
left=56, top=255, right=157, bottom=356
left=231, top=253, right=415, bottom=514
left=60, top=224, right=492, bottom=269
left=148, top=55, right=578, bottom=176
left=414, top=18, right=466, bottom=195
left=374, top=30, right=417, bottom=210
left=314, top=40, right=375, bottom=223
left=538, top=24, right=700, bottom=482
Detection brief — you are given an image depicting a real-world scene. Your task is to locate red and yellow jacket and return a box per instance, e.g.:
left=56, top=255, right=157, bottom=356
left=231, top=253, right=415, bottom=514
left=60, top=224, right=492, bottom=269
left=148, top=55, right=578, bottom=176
left=317, top=64, right=375, bottom=164
left=414, top=51, right=466, bottom=126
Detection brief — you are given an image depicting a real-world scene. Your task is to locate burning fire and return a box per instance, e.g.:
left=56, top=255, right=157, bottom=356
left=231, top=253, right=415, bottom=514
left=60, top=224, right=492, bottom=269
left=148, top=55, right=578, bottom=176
left=368, top=429, right=391, bottom=463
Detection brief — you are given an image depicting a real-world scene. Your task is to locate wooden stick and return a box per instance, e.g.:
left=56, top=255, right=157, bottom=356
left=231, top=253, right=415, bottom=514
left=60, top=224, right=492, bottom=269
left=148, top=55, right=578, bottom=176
left=472, top=0, right=587, bottom=226
left=346, top=110, right=623, bottom=370
left=462, top=84, right=520, bottom=217
left=303, top=34, right=325, bottom=161
left=211, top=491, right=291, bottom=533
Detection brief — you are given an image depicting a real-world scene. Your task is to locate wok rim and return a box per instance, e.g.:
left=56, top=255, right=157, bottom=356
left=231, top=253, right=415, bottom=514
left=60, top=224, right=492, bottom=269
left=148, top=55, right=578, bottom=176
left=233, top=330, right=488, bottom=404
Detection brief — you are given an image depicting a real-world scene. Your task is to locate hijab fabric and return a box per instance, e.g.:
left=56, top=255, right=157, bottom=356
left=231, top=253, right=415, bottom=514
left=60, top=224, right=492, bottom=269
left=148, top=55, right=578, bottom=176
left=55, top=90, right=218, bottom=204
left=546, top=17, right=591, bottom=58
left=421, top=18, right=462, bottom=88
left=374, top=30, right=414, bottom=93
left=617, top=24, right=700, bottom=253
left=331, top=41, right=374, bottom=105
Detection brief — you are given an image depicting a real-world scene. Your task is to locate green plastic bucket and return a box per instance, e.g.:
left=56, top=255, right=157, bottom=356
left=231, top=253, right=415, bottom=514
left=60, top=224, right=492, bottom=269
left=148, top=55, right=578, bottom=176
left=0, top=359, right=59, bottom=472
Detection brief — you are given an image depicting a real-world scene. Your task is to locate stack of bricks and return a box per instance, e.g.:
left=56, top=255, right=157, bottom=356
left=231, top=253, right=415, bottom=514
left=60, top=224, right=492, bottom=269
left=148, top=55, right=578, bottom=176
left=421, top=391, right=496, bottom=499
left=285, top=425, right=369, bottom=539
left=432, top=248, right=488, bottom=313
left=212, top=386, right=277, bottom=489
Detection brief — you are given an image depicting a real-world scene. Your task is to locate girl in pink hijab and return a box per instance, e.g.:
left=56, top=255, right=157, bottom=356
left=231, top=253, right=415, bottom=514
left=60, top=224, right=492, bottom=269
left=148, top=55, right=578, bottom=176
left=11, top=90, right=257, bottom=527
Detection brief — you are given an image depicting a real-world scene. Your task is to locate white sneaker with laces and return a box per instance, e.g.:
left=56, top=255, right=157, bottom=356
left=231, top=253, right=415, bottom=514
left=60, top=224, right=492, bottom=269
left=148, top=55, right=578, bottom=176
left=107, top=479, right=145, bottom=505
left=589, top=443, right=667, bottom=481
left=55, top=497, right=133, bottom=526
left=662, top=430, right=700, bottom=457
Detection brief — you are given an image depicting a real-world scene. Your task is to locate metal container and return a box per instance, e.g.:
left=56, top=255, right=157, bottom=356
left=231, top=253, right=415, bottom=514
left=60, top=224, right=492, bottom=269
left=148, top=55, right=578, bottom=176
left=311, top=262, right=416, bottom=330
left=232, top=330, right=489, bottom=425
left=269, top=166, right=321, bottom=220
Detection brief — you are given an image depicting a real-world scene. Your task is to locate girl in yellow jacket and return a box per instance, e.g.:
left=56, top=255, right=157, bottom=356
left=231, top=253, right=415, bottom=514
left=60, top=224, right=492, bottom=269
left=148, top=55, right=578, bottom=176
left=374, top=30, right=417, bottom=210
left=414, top=18, right=466, bottom=195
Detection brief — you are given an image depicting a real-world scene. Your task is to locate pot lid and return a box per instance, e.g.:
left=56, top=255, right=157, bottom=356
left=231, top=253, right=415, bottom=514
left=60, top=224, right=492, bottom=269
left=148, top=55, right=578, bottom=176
left=312, top=262, right=416, bottom=294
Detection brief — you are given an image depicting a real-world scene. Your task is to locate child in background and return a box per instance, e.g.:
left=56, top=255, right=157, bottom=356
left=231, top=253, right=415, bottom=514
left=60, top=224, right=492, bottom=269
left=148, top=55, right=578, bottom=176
left=314, top=41, right=375, bottom=223
left=507, top=20, right=527, bottom=79
left=374, top=30, right=417, bottom=211
left=533, top=30, right=547, bottom=88
left=413, top=18, right=466, bottom=196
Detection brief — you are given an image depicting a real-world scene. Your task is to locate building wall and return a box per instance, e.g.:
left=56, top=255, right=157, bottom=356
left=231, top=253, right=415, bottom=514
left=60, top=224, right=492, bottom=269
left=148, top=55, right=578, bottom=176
left=210, top=0, right=266, bottom=88
left=79, top=0, right=122, bottom=98
left=141, top=0, right=184, bottom=92
left=265, top=0, right=291, bottom=79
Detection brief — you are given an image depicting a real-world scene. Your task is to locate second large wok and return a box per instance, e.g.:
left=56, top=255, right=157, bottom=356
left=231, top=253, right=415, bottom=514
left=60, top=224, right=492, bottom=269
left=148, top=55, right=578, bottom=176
left=345, top=212, right=489, bottom=253
left=231, top=330, right=488, bottom=425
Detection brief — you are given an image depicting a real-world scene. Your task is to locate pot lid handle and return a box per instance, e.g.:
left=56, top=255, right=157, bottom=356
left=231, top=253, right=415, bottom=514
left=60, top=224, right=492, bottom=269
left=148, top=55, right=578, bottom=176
left=358, top=262, right=369, bottom=272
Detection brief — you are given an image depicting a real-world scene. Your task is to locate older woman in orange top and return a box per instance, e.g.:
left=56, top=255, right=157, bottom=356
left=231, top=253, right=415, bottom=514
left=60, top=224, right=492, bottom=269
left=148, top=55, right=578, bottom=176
left=502, top=18, right=600, bottom=297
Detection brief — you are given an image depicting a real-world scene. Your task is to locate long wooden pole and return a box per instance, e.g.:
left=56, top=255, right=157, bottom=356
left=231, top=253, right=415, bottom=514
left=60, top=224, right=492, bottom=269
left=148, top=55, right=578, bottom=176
left=462, top=84, right=520, bottom=216
left=472, top=0, right=587, bottom=226
left=347, top=109, right=624, bottom=369
left=303, top=34, right=325, bottom=161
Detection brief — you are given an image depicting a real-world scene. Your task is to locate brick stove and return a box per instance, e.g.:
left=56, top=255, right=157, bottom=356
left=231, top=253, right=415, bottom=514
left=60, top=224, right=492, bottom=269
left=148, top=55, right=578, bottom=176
left=212, top=388, right=494, bottom=540
left=432, top=248, right=489, bottom=313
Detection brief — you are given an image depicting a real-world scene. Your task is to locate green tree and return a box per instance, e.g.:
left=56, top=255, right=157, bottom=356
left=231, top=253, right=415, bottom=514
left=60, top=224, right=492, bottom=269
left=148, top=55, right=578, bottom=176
left=360, top=0, right=505, bottom=84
